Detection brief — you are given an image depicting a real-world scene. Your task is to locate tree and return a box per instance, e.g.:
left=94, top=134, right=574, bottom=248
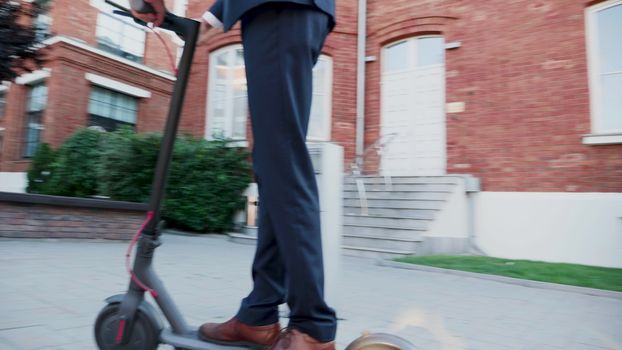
left=0, top=0, right=50, bottom=82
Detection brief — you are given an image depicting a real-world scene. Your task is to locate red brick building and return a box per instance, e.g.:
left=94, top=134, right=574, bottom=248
left=180, top=0, right=621, bottom=193
left=1, top=0, right=621, bottom=265
left=0, top=0, right=183, bottom=172
left=1, top=0, right=620, bottom=191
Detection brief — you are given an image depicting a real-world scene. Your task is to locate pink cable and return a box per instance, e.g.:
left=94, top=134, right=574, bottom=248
left=125, top=211, right=159, bottom=298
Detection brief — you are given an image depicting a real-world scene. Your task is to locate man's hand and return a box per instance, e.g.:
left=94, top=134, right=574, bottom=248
left=131, top=0, right=167, bottom=27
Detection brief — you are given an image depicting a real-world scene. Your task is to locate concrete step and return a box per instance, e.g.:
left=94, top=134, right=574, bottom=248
left=343, top=198, right=445, bottom=210
left=343, top=234, right=421, bottom=252
left=344, top=191, right=449, bottom=200
left=344, top=176, right=462, bottom=185
left=343, top=206, right=438, bottom=219
left=343, top=183, right=455, bottom=192
left=342, top=245, right=414, bottom=259
left=343, top=214, right=429, bottom=230
left=343, top=224, right=425, bottom=240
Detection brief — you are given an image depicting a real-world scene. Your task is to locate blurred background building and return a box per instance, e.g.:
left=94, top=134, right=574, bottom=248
left=0, top=0, right=620, bottom=267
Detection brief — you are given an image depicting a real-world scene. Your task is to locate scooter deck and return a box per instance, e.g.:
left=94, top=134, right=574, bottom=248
left=161, top=328, right=251, bottom=350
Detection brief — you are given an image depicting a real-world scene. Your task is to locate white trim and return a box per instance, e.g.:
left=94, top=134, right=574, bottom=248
left=43, top=36, right=176, bottom=81
left=585, top=0, right=622, bottom=134
left=15, top=69, right=51, bottom=85
left=174, top=0, right=189, bottom=16
left=85, top=73, right=151, bottom=98
left=582, top=133, right=622, bottom=145
left=202, top=11, right=224, bottom=31
left=0, top=82, right=9, bottom=92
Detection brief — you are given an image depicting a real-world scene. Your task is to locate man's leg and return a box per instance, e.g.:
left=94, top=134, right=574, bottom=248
left=238, top=3, right=336, bottom=342
left=236, top=177, right=286, bottom=326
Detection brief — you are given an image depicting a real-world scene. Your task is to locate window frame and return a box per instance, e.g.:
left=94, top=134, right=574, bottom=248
left=94, top=0, right=147, bottom=64
left=585, top=0, right=622, bottom=143
left=382, top=35, right=445, bottom=75
left=206, top=44, right=248, bottom=143
left=87, top=85, right=139, bottom=132
left=23, top=83, right=48, bottom=158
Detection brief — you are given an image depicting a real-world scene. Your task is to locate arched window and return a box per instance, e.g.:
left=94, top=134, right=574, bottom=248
left=206, top=46, right=333, bottom=142
left=206, top=45, right=248, bottom=140
left=586, top=0, right=622, bottom=141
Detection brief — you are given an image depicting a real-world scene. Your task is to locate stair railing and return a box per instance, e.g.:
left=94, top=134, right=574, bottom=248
left=346, top=132, right=399, bottom=215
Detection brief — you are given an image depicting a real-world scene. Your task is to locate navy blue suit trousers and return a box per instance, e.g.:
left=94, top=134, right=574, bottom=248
left=233, top=3, right=337, bottom=342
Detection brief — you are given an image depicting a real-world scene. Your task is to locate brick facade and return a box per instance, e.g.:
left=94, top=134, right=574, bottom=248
left=181, top=0, right=621, bottom=192
left=0, top=0, right=176, bottom=172
left=0, top=193, right=146, bottom=240
left=2, top=0, right=620, bottom=192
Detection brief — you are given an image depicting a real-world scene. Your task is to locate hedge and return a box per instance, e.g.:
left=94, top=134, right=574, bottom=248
left=27, top=128, right=252, bottom=232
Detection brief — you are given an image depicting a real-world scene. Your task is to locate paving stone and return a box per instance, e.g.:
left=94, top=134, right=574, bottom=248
left=1, top=235, right=621, bottom=350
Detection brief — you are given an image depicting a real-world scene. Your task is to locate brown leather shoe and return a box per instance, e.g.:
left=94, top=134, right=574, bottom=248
left=268, top=329, right=335, bottom=350
left=199, top=317, right=280, bottom=349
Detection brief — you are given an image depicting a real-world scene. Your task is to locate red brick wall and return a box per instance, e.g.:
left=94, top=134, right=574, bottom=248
left=364, top=0, right=622, bottom=192
left=4, top=0, right=620, bottom=193
left=0, top=1, right=176, bottom=172
left=0, top=201, right=144, bottom=240
left=0, top=41, right=175, bottom=172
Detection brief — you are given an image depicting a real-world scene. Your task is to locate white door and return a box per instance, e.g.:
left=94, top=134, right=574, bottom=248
left=380, top=37, right=446, bottom=176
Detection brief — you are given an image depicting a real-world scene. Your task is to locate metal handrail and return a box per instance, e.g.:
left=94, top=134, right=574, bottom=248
left=346, top=132, right=399, bottom=215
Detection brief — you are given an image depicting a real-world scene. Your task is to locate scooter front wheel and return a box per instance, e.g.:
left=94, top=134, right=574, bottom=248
left=345, top=333, right=416, bottom=350
left=94, top=303, right=160, bottom=350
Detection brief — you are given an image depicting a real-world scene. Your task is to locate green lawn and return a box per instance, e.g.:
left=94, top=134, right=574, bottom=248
left=395, top=255, right=622, bottom=292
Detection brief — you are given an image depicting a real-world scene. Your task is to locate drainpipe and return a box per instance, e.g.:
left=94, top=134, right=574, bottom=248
left=355, top=0, right=367, bottom=171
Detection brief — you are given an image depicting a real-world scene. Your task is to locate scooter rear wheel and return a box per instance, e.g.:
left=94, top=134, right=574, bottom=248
left=94, top=303, right=160, bottom=350
left=345, top=333, right=416, bottom=350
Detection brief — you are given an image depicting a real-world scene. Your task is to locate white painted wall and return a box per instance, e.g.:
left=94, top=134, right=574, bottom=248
left=474, top=192, right=622, bottom=268
left=308, top=142, right=343, bottom=309
left=0, top=172, right=27, bottom=193
left=426, top=177, right=468, bottom=239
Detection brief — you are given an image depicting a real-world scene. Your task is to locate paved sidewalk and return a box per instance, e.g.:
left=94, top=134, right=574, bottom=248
left=1, top=235, right=621, bottom=350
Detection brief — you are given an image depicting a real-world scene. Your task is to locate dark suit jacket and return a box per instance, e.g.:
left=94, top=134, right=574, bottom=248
left=209, top=0, right=335, bottom=32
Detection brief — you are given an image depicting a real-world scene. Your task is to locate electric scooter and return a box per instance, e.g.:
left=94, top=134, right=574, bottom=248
left=93, top=2, right=416, bottom=349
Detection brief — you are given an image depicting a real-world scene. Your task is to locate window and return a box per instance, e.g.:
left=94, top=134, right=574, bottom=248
left=587, top=0, right=622, bottom=135
left=95, top=0, right=146, bottom=63
left=34, top=13, right=52, bottom=42
left=206, top=46, right=333, bottom=141
left=206, top=46, right=248, bottom=140
left=88, top=86, right=138, bottom=131
left=0, top=92, right=5, bottom=118
left=384, top=37, right=445, bottom=73
left=23, top=83, right=47, bottom=158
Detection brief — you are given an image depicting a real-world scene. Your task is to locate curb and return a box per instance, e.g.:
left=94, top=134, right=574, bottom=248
left=378, top=260, right=622, bottom=300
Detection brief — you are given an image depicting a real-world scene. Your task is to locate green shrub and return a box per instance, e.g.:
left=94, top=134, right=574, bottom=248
left=98, top=127, right=161, bottom=203
left=98, top=130, right=252, bottom=232
left=165, top=138, right=252, bottom=232
left=46, top=128, right=104, bottom=197
left=26, top=143, right=57, bottom=194
left=27, top=127, right=252, bottom=232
